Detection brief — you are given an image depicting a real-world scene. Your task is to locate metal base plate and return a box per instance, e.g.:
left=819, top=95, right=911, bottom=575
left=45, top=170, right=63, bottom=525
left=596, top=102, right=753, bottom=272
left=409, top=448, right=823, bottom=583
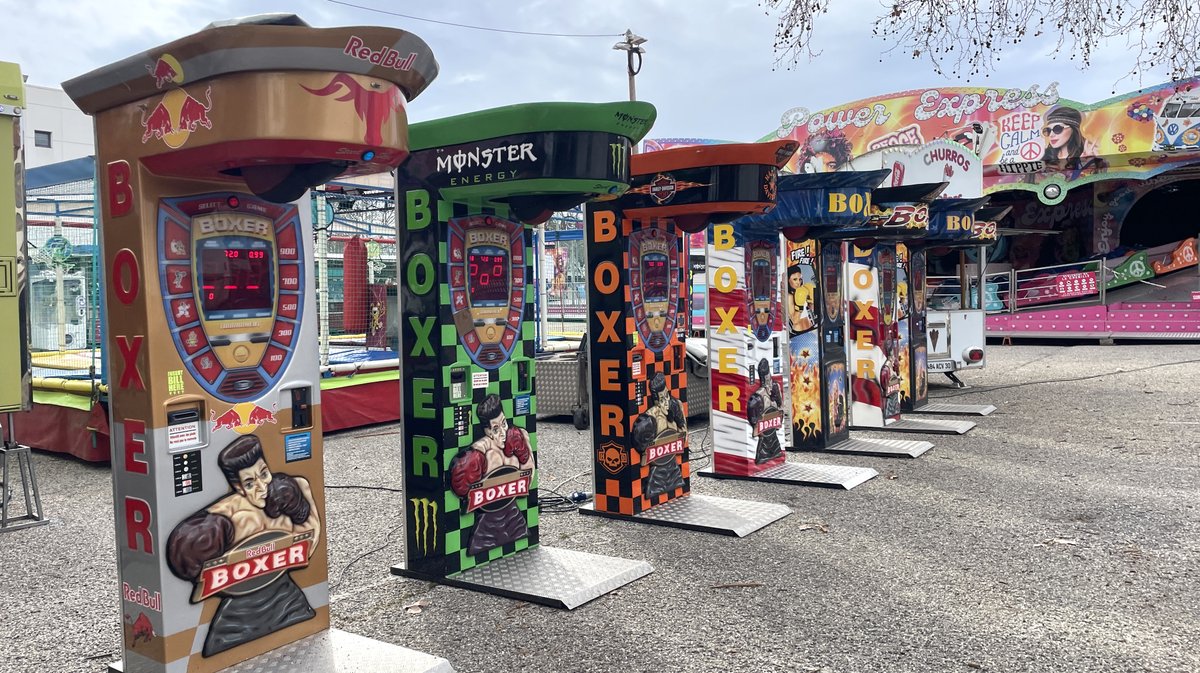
left=110, top=628, right=454, bottom=673
left=852, top=416, right=975, bottom=435
left=578, top=493, right=791, bottom=537
left=910, top=402, right=996, bottom=416
left=696, top=461, right=878, bottom=490
left=390, top=545, right=651, bottom=610
left=817, top=437, right=934, bottom=458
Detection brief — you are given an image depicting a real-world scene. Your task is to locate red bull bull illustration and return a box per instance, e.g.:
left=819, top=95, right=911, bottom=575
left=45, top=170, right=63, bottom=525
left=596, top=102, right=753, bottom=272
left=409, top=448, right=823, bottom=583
left=140, top=88, right=215, bottom=148
left=178, top=87, right=213, bottom=132
left=146, top=53, right=184, bottom=89
left=211, top=403, right=279, bottom=434
left=140, top=102, right=174, bottom=143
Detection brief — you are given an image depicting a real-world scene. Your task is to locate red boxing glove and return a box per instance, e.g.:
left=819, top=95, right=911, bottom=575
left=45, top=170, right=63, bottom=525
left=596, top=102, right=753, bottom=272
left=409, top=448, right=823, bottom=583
left=506, top=427, right=531, bottom=465
left=450, top=449, right=487, bottom=497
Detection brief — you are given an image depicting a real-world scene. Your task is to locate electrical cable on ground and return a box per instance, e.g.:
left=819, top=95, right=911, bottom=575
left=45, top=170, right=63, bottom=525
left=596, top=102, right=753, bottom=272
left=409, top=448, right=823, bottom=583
left=329, top=520, right=405, bottom=592
left=928, top=357, right=1200, bottom=400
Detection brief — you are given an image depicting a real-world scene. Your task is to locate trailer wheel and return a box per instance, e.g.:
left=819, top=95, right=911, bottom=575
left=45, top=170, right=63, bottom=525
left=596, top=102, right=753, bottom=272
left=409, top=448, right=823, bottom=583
left=572, top=407, right=589, bottom=431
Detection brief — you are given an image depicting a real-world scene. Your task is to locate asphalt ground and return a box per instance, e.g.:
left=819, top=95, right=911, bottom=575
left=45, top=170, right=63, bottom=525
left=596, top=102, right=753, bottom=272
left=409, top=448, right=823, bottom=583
left=1, top=344, right=1198, bottom=673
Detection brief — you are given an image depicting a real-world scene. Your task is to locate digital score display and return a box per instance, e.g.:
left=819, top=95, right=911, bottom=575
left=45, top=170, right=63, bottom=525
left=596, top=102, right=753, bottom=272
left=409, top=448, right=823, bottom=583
left=751, top=259, right=772, bottom=302
left=199, top=244, right=273, bottom=315
left=467, top=246, right=509, bottom=307
left=643, top=253, right=669, bottom=303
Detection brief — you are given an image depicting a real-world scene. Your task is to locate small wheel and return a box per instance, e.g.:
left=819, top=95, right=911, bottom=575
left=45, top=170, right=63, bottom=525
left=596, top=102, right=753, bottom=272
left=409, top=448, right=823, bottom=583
left=572, top=407, right=589, bottom=431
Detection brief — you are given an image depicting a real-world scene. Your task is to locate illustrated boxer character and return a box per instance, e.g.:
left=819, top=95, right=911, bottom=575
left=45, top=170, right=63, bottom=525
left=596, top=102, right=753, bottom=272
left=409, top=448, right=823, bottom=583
left=166, top=435, right=320, bottom=658
left=786, top=265, right=817, bottom=334
left=632, top=372, right=687, bottom=499
left=746, top=359, right=784, bottom=464
left=449, top=394, right=534, bottom=556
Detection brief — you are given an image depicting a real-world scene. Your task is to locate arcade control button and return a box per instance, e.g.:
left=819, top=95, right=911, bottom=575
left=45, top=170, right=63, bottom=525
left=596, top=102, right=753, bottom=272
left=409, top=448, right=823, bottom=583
left=232, top=345, right=251, bottom=363
left=261, top=345, right=288, bottom=376
left=278, top=294, right=299, bottom=319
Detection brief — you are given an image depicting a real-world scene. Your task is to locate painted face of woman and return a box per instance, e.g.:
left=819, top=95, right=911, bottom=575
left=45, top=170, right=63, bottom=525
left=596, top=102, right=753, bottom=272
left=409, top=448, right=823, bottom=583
left=1043, top=123, right=1073, bottom=150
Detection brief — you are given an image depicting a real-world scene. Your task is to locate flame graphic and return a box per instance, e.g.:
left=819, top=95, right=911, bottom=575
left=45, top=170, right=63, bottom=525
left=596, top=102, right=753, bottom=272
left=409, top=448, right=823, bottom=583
left=302, top=73, right=406, bottom=146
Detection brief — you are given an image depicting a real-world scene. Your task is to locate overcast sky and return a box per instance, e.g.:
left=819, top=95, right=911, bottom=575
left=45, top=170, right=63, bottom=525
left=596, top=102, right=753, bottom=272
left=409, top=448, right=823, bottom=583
left=0, top=0, right=1174, bottom=142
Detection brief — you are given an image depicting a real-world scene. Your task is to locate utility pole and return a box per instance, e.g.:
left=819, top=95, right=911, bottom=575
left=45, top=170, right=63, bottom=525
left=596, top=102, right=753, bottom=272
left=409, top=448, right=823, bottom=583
left=612, top=29, right=646, bottom=103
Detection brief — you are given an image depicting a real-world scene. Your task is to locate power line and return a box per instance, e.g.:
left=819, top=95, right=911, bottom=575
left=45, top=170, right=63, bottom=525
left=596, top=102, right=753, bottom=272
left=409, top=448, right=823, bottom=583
left=326, top=0, right=624, bottom=38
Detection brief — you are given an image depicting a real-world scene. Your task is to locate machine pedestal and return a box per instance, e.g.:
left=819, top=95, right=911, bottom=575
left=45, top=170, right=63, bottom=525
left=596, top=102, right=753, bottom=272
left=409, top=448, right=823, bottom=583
left=852, top=417, right=975, bottom=435
left=391, top=546, right=652, bottom=610
left=696, top=461, right=877, bottom=490
left=111, top=629, right=454, bottom=673
left=909, top=402, right=996, bottom=416
left=817, top=437, right=934, bottom=458
left=578, top=493, right=791, bottom=536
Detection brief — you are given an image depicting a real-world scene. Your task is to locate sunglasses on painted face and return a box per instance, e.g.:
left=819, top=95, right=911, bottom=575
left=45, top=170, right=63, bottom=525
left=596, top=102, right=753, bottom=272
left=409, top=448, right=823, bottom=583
left=1042, top=124, right=1069, bottom=136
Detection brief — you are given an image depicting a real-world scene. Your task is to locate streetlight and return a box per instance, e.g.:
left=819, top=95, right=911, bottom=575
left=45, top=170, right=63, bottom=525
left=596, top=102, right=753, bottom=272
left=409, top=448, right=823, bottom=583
left=613, top=29, right=646, bottom=102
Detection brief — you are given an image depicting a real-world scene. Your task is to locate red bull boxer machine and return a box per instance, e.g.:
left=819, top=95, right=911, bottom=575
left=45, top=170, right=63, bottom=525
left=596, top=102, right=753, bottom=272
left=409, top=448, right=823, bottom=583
left=896, top=199, right=1004, bottom=417
left=389, top=101, right=658, bottom=608
left=842, top=185, right=978, bottom=438
left=696, top=172, right=891, bottom=487
left=579, top=142, right=795, bottom=536
left=64, top=15, right=453, bottom=672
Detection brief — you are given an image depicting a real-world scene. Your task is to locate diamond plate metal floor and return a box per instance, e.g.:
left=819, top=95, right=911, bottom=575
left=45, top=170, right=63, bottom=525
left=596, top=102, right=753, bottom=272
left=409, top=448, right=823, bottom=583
left=817, top=437, right=934, bottom=458
left=909, top=402, right=996, bottom=416
left=110, top=629, right=454, bottom=673
left=578, top=493, right=791, bottom=536
left=852, top=416, right=975, bottom=435
left=391, top=545, right=652, bottom=610
left=695, top=461, right=878, bottom=490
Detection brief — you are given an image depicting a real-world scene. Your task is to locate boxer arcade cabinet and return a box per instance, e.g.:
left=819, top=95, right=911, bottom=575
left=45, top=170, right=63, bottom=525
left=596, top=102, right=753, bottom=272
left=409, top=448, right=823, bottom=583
left=842, top=185, right=977, bottom=438
left=64, top=16, right=453, bottom=673
left=579, top=142, right=794, bottom=536
left=696, top=172, right=883, bottom=487
left=704, top=172, right=892, bottom=482
left=899, top=202, right=1007, bottom=416
left=390, top=102, right=657, bottom=608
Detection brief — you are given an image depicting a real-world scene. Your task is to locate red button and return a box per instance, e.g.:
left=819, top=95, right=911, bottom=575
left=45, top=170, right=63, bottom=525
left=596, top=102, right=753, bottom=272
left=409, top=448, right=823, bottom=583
left=272, top=320, right=295, bottom=346
left=261, top=345, right=288, bottom=376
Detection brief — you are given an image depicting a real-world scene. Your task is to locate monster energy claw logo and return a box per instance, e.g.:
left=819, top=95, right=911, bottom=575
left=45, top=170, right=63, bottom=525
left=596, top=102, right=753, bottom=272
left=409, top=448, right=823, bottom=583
left=410, top=497, right=438, bottom=555
left=610, top=142, right=627, bottom=175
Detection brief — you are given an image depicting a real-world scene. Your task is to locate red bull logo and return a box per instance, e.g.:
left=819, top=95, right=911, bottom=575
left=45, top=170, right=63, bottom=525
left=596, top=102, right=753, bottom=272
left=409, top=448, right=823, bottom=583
left=145, top=53, right=184, bottom=89
left=139, top=87, right=214, bottom=148
left=126, top=612, right=155, bottom=646
left=210, top=403, right=278, bottom=434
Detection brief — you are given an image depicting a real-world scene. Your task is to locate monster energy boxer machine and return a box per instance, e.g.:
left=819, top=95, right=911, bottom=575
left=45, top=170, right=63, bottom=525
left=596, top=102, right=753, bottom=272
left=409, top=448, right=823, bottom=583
left=697, top=172, right=894, bottom=485
left=389, top=102, right=657, bottom=609
left=64, top=15, right=452, bottom=673
left=899, top=201, right=1008, bottom=416
left=578, top=142, right=795, bottom=536
left=836, top=184, right=977, bottom=438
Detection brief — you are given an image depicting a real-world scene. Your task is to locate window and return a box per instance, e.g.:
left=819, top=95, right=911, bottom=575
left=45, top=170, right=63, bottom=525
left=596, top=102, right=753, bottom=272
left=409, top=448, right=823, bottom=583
left=34, top=130, right=51, bottom=148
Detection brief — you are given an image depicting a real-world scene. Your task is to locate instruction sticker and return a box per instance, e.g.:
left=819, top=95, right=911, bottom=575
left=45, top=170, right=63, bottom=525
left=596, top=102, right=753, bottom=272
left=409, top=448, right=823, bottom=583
left=285, top=432, right=312, bottom=462
left=167, top=421, right=199, bottom=451
left=514, top=394, right=531, bottom=417
left=472, top=371, right=490, bottom=389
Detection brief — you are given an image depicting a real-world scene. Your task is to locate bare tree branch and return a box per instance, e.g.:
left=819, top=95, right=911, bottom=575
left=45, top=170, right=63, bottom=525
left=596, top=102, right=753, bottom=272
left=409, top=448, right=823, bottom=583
left=762, top=0, right=1200, bottom=87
